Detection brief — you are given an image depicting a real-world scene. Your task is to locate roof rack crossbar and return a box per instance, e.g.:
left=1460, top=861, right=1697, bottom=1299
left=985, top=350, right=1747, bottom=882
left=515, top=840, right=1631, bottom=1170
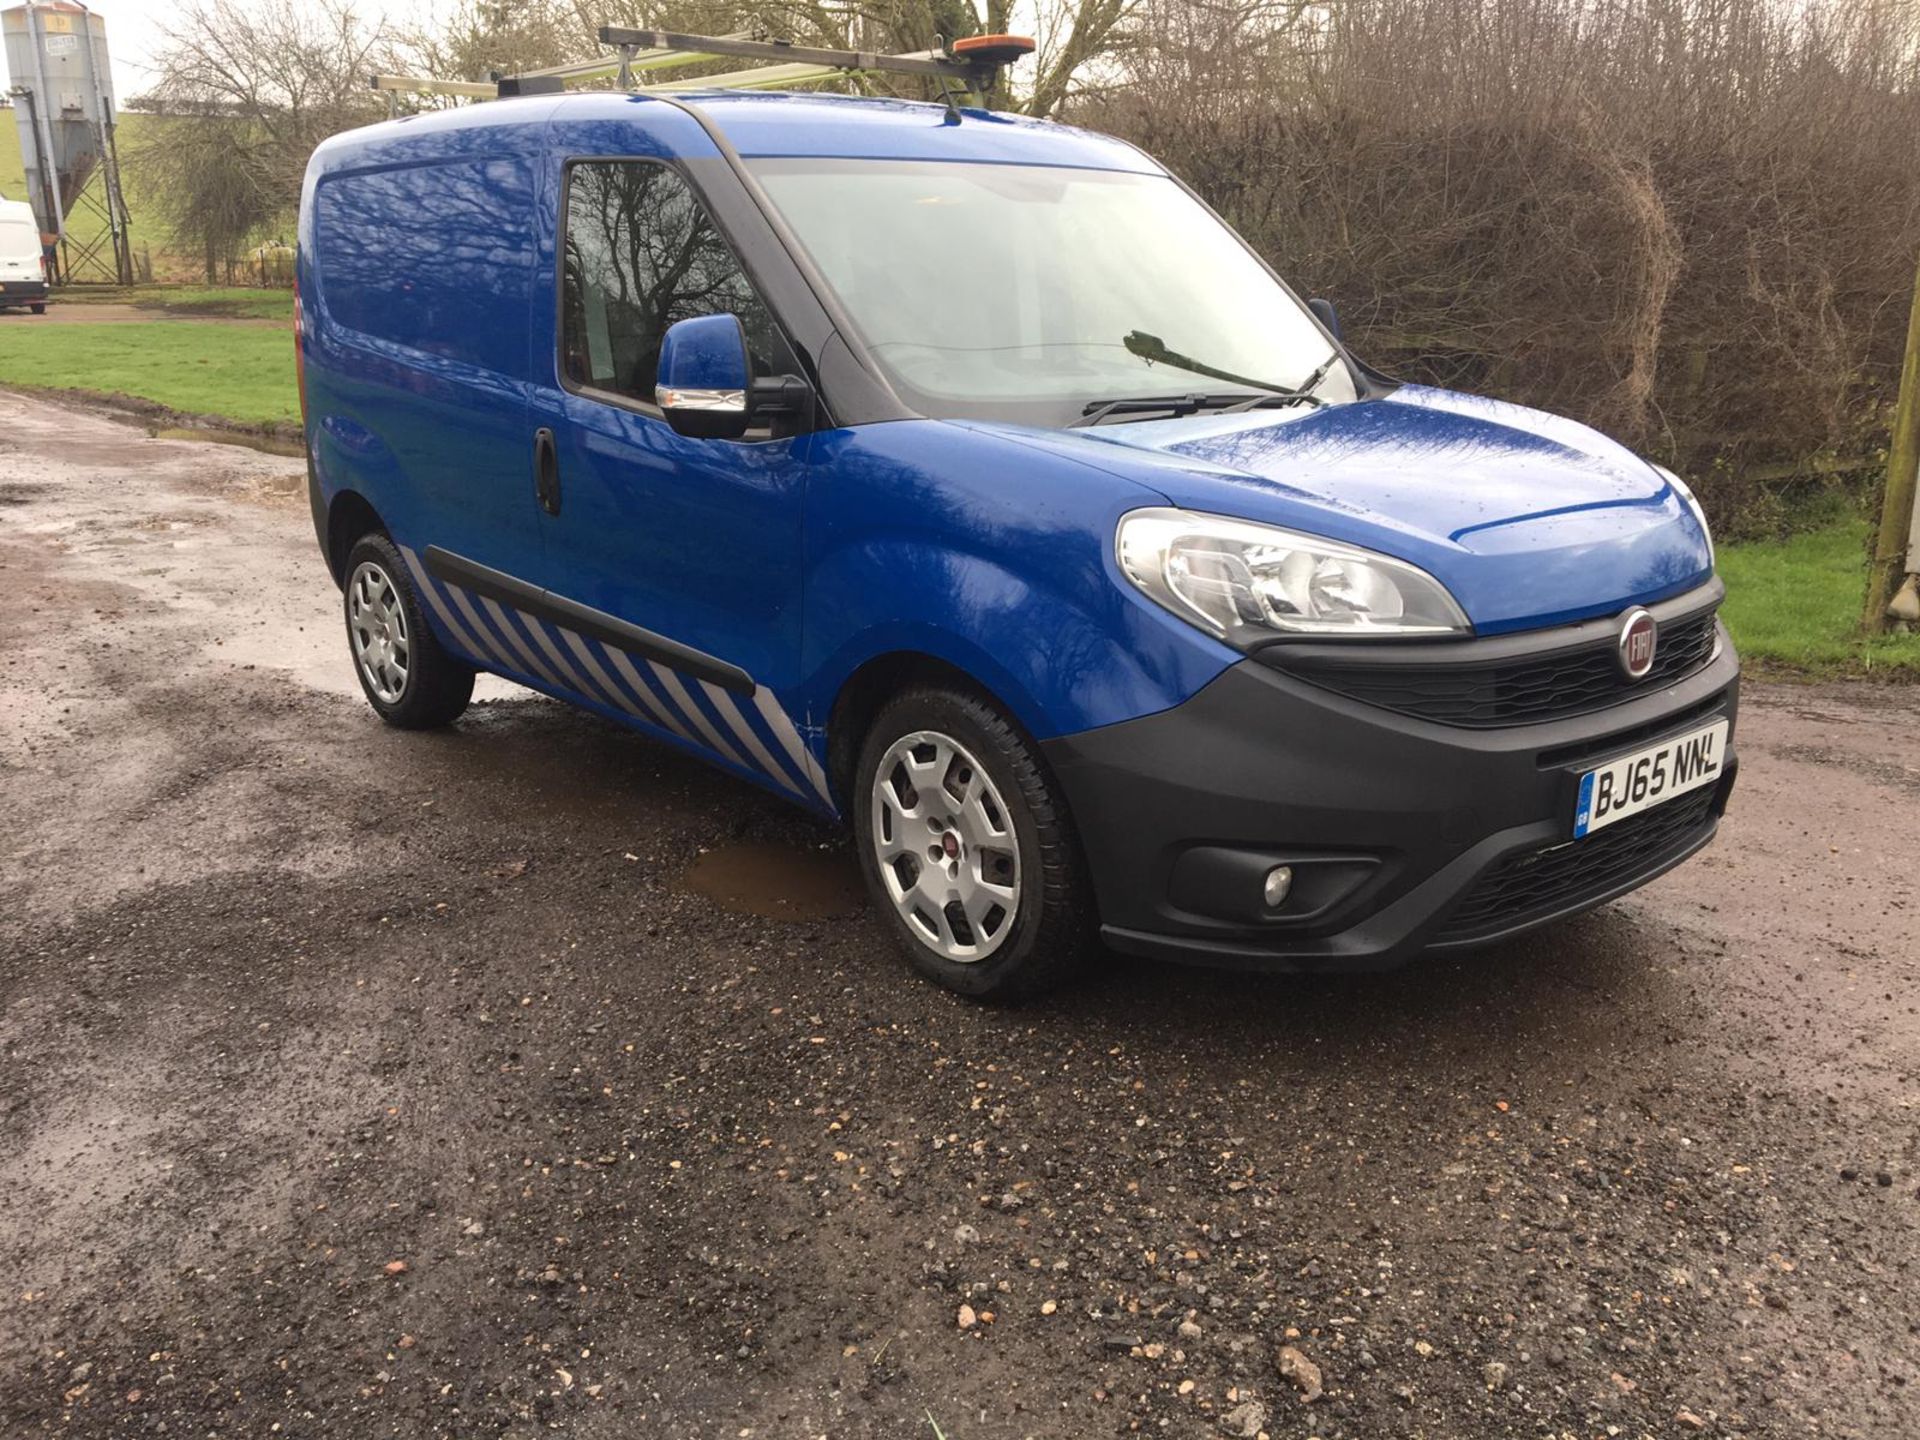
left=368, top=27, right=1030, bottom=109
left=517, top=32, right=756, bottom=85
left=369, top=74, right=498, bottom=99
left=597, top=26, right=978, bottom=84
left=645, top=62, right=858, bottom=93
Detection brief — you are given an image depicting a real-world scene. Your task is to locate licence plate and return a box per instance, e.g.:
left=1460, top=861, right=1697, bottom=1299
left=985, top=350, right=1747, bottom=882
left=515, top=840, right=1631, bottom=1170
left=1573, top=719, right=1727, bottom=838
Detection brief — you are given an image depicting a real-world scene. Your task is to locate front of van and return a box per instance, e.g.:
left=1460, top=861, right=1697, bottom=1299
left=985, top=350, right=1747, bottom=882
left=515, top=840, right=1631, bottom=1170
left=727, top=98, right=1736, bottom=968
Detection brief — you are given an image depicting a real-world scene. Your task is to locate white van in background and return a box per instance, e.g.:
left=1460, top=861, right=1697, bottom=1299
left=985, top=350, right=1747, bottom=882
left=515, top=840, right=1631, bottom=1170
left=0, top=198, right=50, bottom=314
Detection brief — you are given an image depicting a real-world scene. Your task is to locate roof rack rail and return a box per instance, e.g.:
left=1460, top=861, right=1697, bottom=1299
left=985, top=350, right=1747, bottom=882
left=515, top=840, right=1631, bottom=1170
left=369, top=27, right=1034, bottom=114
left=596, top=26, right=1032, bottom=95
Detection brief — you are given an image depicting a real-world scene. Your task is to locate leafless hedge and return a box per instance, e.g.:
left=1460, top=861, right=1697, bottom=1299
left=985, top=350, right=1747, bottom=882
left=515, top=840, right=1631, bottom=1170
left=1080, top=0, right=1920, bottom=529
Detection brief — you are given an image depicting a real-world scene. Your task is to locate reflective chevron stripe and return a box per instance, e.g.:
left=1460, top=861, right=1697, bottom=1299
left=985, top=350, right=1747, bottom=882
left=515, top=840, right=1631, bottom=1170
left=522, top=613, right=616, bottom=708
left=647, top=659, right=749, bottom=771
left=600, top=645, right=698, bottom=743
left=752, top=685, right=835, bottom=807
left=701, top=679, right=807, bottom=798
left=558, top=629, right=647, bottom=721
left=406, top=555, right=831, bottom=809
left=478, top=597, right=565, bottom=690
left=400, top=545, right=496, bottom=666
left=445, top=584, right=511, bottom=669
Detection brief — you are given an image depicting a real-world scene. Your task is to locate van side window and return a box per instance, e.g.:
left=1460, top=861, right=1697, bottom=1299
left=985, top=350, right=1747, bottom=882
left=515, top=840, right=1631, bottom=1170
left=561, top=161, right=791, bottom=404
left=316, top=158, right=537, bottom=375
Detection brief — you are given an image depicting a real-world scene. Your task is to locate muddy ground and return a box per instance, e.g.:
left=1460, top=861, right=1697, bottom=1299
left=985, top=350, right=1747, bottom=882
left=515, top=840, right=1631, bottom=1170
left=1, top=389, right=1916, bottom=1440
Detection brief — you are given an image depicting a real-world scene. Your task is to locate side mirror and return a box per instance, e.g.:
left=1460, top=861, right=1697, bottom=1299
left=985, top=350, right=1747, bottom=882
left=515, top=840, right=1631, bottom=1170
left=1308, top=297, right=1343, bottom=343
left=655, top=313, right=751, bottom=440
left=655, top=313, right=816, bottom=440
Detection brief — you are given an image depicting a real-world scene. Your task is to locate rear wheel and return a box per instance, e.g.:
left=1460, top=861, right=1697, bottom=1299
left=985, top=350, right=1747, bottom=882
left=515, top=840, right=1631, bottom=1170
left=852, top=686, right=1095, bottom=1000
left=342, top=532, right=473, bottom=729
left=29, top=303, right=45, bottom=315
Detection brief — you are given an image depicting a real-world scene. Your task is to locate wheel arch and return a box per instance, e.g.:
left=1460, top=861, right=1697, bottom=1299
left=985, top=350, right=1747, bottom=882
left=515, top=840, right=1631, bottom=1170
left=824, top=649, right=1047, bottom=816
left=324, top=489, right=386, bottom=587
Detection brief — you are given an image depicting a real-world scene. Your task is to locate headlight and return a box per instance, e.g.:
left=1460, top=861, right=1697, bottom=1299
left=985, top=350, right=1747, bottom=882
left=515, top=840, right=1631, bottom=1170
left=1117, top=508, right=1469, bottom=644
left=1655, top=464, right=1713, bottom=563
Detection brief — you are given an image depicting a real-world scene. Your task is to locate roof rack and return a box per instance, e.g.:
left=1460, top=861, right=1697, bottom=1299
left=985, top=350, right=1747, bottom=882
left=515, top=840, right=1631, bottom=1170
left=369, top=27, right=1034, bottom=113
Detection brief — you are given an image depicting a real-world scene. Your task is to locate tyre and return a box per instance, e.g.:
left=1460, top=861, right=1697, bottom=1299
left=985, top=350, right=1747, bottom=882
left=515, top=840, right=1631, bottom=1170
left=342, top=532, right=474, bottom=728
left=852, top=686, right=1096, bottom=1000
left=29, top=304, right=46, bottom=315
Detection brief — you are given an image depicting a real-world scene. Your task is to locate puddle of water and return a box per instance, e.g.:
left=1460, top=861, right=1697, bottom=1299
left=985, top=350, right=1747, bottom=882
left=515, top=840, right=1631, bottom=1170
left=151, top=426, right=305, bottom=458
left=683, top=842, right=866, bottom=920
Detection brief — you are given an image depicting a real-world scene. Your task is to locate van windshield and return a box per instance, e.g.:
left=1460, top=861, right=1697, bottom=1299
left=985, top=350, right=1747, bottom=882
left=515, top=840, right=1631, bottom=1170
left=747, top=157, right=1352, bottom=427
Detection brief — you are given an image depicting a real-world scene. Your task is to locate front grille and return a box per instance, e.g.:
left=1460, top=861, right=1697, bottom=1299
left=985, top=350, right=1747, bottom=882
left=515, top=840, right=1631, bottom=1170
left=1285, top=611, right=1720, bottom=727
left=1433, top=785, right=1721, bottom=945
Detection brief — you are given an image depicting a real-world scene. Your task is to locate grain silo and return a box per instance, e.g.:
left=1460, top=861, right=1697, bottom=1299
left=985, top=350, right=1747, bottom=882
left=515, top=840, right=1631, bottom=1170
left=2, top=1, right=132, bottom=283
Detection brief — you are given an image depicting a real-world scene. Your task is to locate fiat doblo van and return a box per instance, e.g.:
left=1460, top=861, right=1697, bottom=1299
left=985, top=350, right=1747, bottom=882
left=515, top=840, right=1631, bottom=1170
left=298, top=90, right=1737, bottom=998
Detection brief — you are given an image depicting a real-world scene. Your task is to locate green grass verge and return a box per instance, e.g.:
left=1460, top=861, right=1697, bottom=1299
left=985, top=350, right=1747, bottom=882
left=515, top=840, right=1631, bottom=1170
left=1719, top=516, right=1920, bottom=676
left=0, top=320, right=298, bottom=426
left=146, top=287, right=295, bottom=320
left=51, top=285, right=295, bottom=321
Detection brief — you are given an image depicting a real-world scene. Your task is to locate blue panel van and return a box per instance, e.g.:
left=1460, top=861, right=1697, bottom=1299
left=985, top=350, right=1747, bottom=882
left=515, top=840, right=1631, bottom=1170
left=297, top=90, right=1738, bottom=998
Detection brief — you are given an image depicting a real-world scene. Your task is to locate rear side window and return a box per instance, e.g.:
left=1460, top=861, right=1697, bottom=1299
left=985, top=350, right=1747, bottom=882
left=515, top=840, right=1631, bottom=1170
left=314, top=158, right=536, bottom=375
left=561, top=161, right=790, bottom=405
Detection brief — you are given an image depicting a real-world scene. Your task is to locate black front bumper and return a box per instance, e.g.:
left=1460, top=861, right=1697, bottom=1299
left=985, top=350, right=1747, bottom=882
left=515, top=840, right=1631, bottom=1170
left=1042, top=612, right=1740, bottom=972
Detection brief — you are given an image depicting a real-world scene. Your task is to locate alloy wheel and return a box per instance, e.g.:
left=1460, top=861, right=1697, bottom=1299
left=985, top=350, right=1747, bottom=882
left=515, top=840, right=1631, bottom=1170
left=347, top=559, right=411, bottom=705
left=869, top=729, right=1021, bottom=961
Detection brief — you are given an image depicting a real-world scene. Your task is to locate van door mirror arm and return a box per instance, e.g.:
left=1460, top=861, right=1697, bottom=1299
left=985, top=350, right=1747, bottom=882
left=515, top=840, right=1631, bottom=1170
left=1307, top=297, right=1343, bottom=343
left=750, top=374, right=816, bottom=435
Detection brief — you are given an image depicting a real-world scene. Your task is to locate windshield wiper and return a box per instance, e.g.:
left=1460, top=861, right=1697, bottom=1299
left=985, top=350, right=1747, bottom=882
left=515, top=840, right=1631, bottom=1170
left=1074, top=392, right=1243, bottom=428
left=1217, top=355, right=1339, bottom=413
left=1073, top=343, right=1339, bottom=428
left=1121, top=330, right=1333, bottom=410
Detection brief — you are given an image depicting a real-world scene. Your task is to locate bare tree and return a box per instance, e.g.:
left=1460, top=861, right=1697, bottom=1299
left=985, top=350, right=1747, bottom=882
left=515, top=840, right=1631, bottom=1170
left=130, top=106, right=278, bottom=284
left=1081, top=0, right=1920, bottom=528
left=395, top=0, right=584, bottom=85
left=142, top=0, right=392, bottom=214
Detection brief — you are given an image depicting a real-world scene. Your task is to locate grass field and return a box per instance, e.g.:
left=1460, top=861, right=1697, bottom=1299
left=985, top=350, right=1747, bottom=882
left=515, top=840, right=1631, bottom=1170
left=0, top=319, right=297, bottom=425
left=54, top=285, right=296, bottom=320
left=138, top=287, right=295, bottom=320
left=1719, top=514, right=1920, bottom=676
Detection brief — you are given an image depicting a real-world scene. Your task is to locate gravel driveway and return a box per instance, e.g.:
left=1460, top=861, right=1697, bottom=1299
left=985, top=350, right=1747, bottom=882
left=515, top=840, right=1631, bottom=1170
left=2, top=389, right=1916, bottom=1439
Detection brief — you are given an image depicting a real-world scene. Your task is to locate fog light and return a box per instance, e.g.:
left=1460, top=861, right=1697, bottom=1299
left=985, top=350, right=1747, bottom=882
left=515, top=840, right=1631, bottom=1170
left=1263, top=865, right=1294, bottom=908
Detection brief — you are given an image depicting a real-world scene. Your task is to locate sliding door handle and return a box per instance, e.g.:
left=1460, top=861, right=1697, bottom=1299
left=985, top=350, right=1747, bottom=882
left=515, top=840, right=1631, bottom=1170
left=533, top=427, right=560, bottom=516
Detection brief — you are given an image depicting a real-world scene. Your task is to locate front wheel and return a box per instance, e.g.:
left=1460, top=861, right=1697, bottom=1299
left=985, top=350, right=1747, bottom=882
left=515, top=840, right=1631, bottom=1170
left=28, top=303, right=46, bottom=315
left=342, top=533, right=474, bottom=729
left=852, top=687, right=1095, bottom=1000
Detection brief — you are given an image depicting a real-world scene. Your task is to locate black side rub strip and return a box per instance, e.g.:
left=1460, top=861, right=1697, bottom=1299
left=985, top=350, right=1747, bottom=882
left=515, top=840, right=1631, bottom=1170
left=421, top=545, right=754, bottom=695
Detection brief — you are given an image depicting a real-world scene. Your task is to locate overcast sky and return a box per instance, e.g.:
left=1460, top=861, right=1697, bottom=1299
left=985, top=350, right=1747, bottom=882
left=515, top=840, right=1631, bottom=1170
left=6, top=1, right=446, bottom=102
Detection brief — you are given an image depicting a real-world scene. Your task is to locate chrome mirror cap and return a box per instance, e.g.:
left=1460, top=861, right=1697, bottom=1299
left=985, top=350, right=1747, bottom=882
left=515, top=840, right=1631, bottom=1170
left=655, top=385, right=746, bottom=413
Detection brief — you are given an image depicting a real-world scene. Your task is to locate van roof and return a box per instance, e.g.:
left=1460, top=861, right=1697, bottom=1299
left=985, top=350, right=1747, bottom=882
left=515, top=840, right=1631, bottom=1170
left=315, top=89, right=1161, bottom=176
